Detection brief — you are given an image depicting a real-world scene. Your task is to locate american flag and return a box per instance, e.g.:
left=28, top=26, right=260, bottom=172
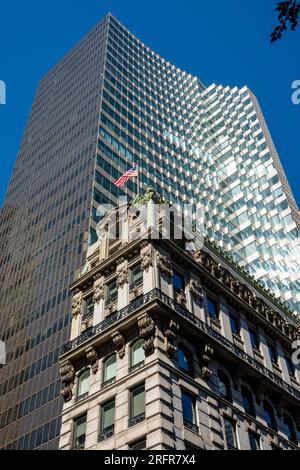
left=114, top=167, right=138, bottom=188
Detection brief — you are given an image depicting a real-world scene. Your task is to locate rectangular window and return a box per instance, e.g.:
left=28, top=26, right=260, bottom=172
left=249, top=431, right=260, bottom=450
left=106, top=280, right=117, bottom=303
left=181, top=390, right=196, bottom=426
left=73, top=415, right=86, bottom=449
left=130, top=264, right=143, bottom=287
left=130, top=384, right=145, bottom=420
left=224, top=418, right=238, bottom=450
left=207, top=296, right=219, bottom=319
left=100, top=399, right=115, bottom=434
left=229, top=313, right=240, bottom=336
left=249, top=328, right=260, bottom=351
left=83, top=296, right=94, bottom=319
left=267, top=342, right=278, bottom=365
left=172, top=270, right=185, bottom=293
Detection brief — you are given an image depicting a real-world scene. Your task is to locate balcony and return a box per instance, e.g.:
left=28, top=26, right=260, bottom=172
left=98, top=425, right=114, bottom=442
left=75, top=392, right=88, bottom=403
left=184, top=420, right=199, bottom=434
left=128, top=412, right=145, bottom=428
left=72, top=443, right=85, bottom=450
left=101, top=377, right=116, bottom=389
left=63, top=288, right=300, bottom=402
left=129, top=361, right=145, bottom=374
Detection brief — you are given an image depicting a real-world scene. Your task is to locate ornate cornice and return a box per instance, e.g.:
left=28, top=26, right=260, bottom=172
left=111, top=330, right=125, bottom=359
left=195, top=250, right=299, bottom=343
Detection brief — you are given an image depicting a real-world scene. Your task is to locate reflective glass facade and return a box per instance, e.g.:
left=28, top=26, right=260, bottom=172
left=0, top=12, right=299, bottom=450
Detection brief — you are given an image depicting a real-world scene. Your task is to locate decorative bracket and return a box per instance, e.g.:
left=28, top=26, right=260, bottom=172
left=138, top=313, right=156, bottom=356
left=86, top=346, right=99, bottom=374
left=60, top=360, right=75, bottom=402
left=71, top=290, right=82, bottom=318
left=141, top=244, right=153, bottom=272
left=199, top=343, right=214, bottom=381
left=157, top=253, right=172, bottom=280
left=93, top=276, right=105, bottom=304
left=111, top=330, right=126, bottom=359
left=116, top=266, right=129, bottom=288
left=164, top=319, right=180, bottom=357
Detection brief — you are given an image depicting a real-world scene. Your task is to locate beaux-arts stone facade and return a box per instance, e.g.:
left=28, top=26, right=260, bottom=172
left=58, top=190, right=300, bottom=450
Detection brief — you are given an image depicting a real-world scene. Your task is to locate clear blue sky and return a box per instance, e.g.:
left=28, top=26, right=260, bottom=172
left=0, top=0, right=299, bottom=208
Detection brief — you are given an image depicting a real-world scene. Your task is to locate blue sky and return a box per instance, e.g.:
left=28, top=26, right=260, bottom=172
left=0, top=0, right=299, bottom=208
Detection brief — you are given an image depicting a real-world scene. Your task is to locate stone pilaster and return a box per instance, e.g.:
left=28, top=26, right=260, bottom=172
left=116, top=257, right=129, bottom=309
left=93, top=273, right=105, bottom=326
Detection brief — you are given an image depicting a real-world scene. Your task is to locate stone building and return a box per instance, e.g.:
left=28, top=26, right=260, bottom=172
left=58, top=190, right=300, bottom=450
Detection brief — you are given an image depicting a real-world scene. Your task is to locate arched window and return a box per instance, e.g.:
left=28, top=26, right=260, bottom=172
left=241, top=386, right=256, bottom=417
left=283, top=414, right=297, bottom=444
left=217, top=370, right=232, bottom=402
left=263, top=401, right=277, bottom=431
left=131, top=339, right=145, bottom=368
left=178, top=346, right=192, bottom=374
left=103, top=354, right=117, bottom=385
left=77, top=370, right=90, bottom=398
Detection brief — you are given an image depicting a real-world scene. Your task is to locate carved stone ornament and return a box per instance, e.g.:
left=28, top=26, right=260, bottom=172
left=189, top=278, right=204, bottom=304
left=71, top=290, right=82, bottom=318
left=111, top=331, right=125, bottom=359
left=60, top=360, right=75, bottom=402
left=60, top=360, right=75, bottom=384
left=93, top=281, right=105, bottom=304
left=61, top=384, right=73, bottom=403
left=199, top=343, right=214, bottom=381
left=141, top=246, right=153, bottom=272
left=157, top=253, right=172, bottom=279
left=138, top=313, right=156, bottom=356
left=195, top=249, right=299, bottom=343
left=116, top=266, right=129, bottom=288
left=165, top=319, right=180, bottom=357
left=86, top=346, right=99, bottom=374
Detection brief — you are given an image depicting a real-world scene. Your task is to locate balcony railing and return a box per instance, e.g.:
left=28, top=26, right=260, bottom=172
left=101, top=377, right=116, bottom=389
left=128, top=412, right=145, bottom=428
left=98, top=424, right=114, bottom=442
left=184, top=420, right=199, bottom=434
left=63, top=288, right=300, bottom=401
left=72, top=443, right=85, bottom=450
left=75, top=392, right=88, bottom=403
left=129, top=361, right=145, bottom=374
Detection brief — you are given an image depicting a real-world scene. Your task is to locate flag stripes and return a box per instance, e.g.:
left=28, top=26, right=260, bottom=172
left=114, top=167, right=138, bottom=188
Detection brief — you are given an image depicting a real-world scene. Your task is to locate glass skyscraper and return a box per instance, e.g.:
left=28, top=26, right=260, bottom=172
left=0, top=12, right=299, bottom=449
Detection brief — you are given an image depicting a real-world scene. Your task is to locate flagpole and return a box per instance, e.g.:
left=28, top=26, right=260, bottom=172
left=136, top=162, right=140, bottom=196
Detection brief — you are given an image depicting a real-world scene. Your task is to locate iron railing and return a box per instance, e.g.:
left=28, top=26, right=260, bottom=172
left=63, top=288, right=300, bottom=401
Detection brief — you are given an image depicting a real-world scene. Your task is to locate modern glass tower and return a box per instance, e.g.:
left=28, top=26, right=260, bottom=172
left=0, top=12, right=299, bottom=450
